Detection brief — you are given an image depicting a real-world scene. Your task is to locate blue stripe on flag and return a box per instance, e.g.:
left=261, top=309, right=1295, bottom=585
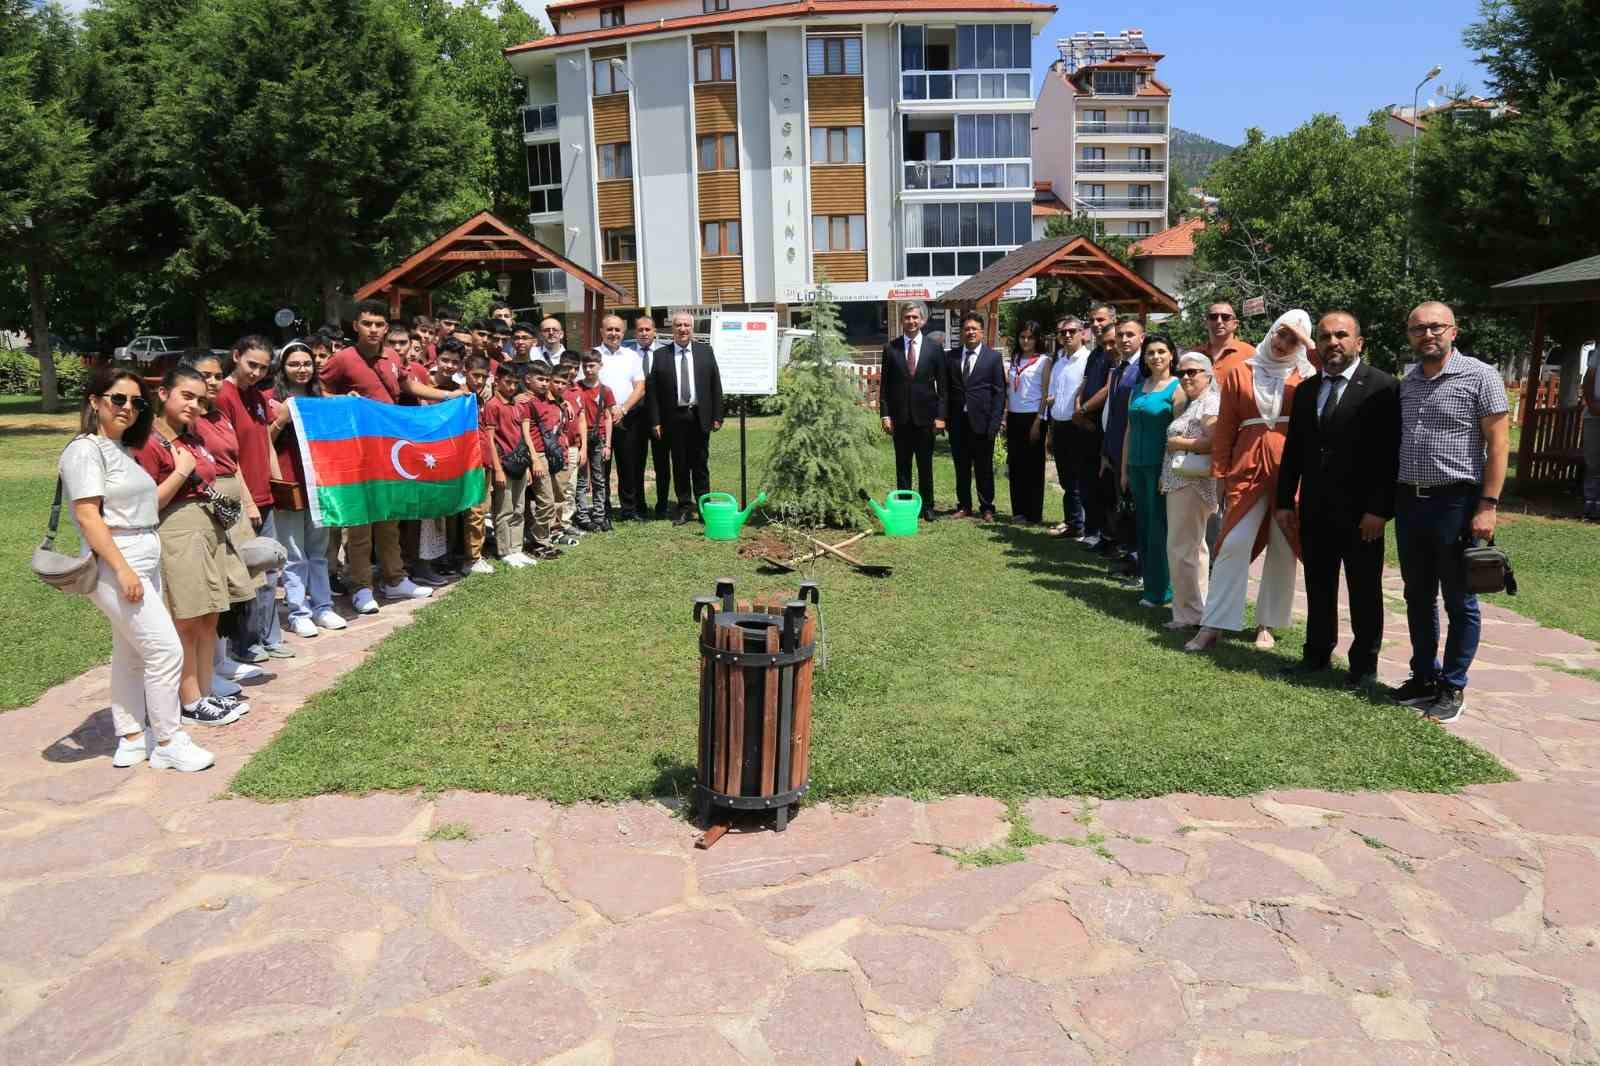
left=291, top=394, right=478, bottom=445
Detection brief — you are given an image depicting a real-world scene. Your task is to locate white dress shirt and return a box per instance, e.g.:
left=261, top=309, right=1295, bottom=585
left=595, top=344, right=644, bottom=412
left=1048, top=346, right=1089, bottom=421
left=671, top=342, right=697, bottom=406
left=1317, top=358, right=1360, bottom=419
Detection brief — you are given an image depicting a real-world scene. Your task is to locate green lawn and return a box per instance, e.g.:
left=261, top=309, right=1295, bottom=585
left=0, top=397, right=109, bottom=709
left=1479, top=514, right=1600, bottom=644
left=231, top=415, right=1509, bottom=804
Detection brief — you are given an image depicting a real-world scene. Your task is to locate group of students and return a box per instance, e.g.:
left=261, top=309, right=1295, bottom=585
left=57, top=298, right=726, bottom=773
left=881, top=297, right=1509, bottom=724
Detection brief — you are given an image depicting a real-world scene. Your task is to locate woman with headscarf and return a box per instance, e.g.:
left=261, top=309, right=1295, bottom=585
left=1162, top=352, right=1221, bottom=630
left=1186, top=310, right=1315, bottom=652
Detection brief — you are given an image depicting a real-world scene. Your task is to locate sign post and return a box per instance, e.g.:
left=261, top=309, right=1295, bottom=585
left=710, top=312, right=780, bottom=508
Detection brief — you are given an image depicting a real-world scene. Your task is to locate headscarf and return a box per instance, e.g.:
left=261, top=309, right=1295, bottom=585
left=1246, top=309, right=1314, bottom=421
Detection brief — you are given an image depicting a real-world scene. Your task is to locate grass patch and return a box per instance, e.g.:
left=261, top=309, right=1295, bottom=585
left=425, top=821, right=475, bottom=842
left=1542, top=662, right=1600, bottom=684
left=0, top=397, right=109, bottom=709
left=947, top=844, right=1028, bottom=867
left=1003, top=799, right=1049, bottom=848
left=230, top=418, right=1510, bottom=805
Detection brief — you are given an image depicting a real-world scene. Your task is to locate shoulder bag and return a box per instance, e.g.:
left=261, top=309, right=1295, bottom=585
left=1464, top=538, right=1518, bottom=596
left=499, top=442, right=532, bottom=479
left=1168, top=450, right=1212, bottom=479
left=32, top=476, right=99, bottom=594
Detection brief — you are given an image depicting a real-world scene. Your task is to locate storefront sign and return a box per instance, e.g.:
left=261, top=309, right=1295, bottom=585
left=779, top=278, right=1036, bottom=304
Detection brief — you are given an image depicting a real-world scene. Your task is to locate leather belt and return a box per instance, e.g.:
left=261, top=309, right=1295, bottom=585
left=1398, top=481, right=1479, bottom=499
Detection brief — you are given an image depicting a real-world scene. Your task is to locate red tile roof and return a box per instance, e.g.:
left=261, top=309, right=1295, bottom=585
left=1131, top=217, right=1203, bottom=258
left=509, top=0, right=1056, bottom=54
left=1032, top=186, right=1069, bottom=217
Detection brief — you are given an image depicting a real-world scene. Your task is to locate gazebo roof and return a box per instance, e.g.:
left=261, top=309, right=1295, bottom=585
left=939, top=236, right=1178, bottom=313
left=355, top=211, right=623, bottom=303
left=1490, top=253, right=1600, bottom=307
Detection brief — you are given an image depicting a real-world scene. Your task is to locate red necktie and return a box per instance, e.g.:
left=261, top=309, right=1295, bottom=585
left=907, top=338, right=918, bottom=377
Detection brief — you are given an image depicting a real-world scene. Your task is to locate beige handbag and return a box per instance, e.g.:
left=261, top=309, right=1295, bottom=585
left=32, top=477, right=98, bottom=594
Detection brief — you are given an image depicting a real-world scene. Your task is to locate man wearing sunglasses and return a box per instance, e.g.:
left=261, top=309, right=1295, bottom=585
left=1202, top=301, right=1254, bottom=378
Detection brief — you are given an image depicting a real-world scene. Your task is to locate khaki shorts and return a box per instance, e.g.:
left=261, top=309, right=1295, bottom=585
left=157, top=499, right=253, bottom=620
left=213, top=475, right=263, bottom=602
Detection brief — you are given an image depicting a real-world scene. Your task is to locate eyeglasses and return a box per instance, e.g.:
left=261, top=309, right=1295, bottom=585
left=1177, top=368, right=1207, bottom=378
left=1206, top=313, right=1235, bottom=322
left=1407, top=323, right=1453, bottom=337
left=105, top=393, right=149, bottom=410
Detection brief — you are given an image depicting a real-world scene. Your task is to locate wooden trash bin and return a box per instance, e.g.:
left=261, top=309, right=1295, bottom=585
left=693, top=578, right=818, bottom=831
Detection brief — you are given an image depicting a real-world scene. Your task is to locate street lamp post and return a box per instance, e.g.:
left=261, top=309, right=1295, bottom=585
left=1405, top=64, right=1442, bottom=277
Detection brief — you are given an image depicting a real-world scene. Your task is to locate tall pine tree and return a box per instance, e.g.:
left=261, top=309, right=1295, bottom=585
left=763, top=283, right=878, bottom=528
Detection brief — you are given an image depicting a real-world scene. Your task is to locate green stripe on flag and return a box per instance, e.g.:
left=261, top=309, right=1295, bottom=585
left=314, top=471, right=487, bottom=527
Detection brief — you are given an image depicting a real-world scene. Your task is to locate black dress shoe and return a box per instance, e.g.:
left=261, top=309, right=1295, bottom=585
left=1346, top=671, right=1379, bottom=691
left=329, top=574, right=349, bottom=596
left=921, top=509, right=937, bottom=522
left=1279, top=659, right=1332, bottom=677
left=655, top=502, right=671, bottom=521
left=978, top=509, right=997, bottom=522
left=673, top=510, right=689, bottom=526
left=409, top=561, right=447, bottom=587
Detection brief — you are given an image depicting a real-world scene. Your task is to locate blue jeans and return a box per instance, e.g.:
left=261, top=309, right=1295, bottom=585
left=1395, top=491, right=1480, bottom=690
left=275, top=507, right=332, bottom=624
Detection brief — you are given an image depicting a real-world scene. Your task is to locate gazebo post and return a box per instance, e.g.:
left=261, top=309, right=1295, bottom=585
left=1516, top=303, right=1548, bottom=489
left=387, top=288, right=402, bottom=322
left=423, top=291, right=434, bottom=318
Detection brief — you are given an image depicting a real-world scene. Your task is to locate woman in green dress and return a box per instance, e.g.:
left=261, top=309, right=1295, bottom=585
left=1120, top=333, right=1186, bottom=607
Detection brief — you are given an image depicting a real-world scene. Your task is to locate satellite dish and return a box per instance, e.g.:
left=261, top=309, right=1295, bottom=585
left=273, top=308, right=296, bottom=329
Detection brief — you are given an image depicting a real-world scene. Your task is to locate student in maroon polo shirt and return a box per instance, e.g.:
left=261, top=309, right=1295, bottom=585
left=318, top=299, right=464, bottom=614
left=521, top=360, right=567, bottom=559
left=481, top=362, right=538, bottom=571
left=573, top=350, right=615, bottom=531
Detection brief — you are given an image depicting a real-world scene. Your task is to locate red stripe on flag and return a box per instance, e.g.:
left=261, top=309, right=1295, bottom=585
left=306, top=431, right=483, bottom=488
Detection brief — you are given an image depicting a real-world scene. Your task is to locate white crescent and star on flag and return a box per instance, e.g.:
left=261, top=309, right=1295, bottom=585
left=389, top=440, right=438, bottom=480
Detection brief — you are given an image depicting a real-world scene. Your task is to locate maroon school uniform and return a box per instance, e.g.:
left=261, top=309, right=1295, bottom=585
left=133, top=430, right=219, bottom=507
left=525, top=394, right=561, bottom=453
left=483, top=395, right=527, bottom=459
left=574, top=381, right=615, bottom=440
left=319, top=345, right=400, bottom=403
left=191, top=408, right=241, bottom=478
left=214, top=378, right=274, bottom=507
left=560, top=387, right=584, bottom=447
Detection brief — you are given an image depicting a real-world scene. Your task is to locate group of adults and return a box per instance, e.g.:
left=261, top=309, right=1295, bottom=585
left=878, top=297, right=1509, bottom=724
left=56, top=301, right=727, bottom=774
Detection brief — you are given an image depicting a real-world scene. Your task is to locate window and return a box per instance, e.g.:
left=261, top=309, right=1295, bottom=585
left=1082, top=183, right=1106, bottom=200
left=903, top=201, right=1032, bottom=252
left=695, top=43, right=735, bottom=82
left=1131, top=183, right=1154, bottom=206
left=954, top=113, right=1029, bottom=159
left=1129, top=147, right=1152, bottom=161
left=526, top=143, right=564, bottom=214
left=1128, top=221, right=1152, bottom=237
left=1093, top=70, right=1135, bottom=95
left=807, top=36, right=862, bottom=75
left=1080, top=147, right=1105, bottom=160
left=812, top=214, right=866, bottom=252
left=1129, top=109, right=1151, bottom=124
left=810, top=125, right=864, bottom=164
left=1085, top=109, right=1106, bottom=123
left=593, top=58, right=625, bottom=95
left=598, top=142, right=632, bottom=180
left=702, top=220, right=741, bottom=257
left=603, top=227, right=636, bottom=262
left=697, top=132, right=738, bottom=171
left=703, top=0, right=728, bottom=10
left=599, top=6, right=624, bottom=27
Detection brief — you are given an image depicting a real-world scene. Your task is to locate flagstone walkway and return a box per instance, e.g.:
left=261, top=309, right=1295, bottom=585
left=1, top=575, right=1598, bottom=1066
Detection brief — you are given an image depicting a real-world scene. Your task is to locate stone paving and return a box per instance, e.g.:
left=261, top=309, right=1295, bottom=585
left=1, top=575, right=1599, bottom=1065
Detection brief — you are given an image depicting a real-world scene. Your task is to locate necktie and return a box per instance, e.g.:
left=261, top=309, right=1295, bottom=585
left=678, top=347, right=692, bottom=405
left=964, top=350, right=975, bottom=380
left=1321, top=376, right=1345, bottom=427
left=907, top=337, right=918, bottom=377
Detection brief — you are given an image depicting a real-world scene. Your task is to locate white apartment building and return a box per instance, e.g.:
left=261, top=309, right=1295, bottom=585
left=1032, top=28, right=1170, bottom=240
left=505, top=0, right=1055, bottom=341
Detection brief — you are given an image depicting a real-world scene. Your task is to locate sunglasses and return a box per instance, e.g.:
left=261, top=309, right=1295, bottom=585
left=105, top=393, right=149, bottom=410
left=1206, top=313, right=1235, bottom=322
left=1177, top=368, right=1207, bottom=378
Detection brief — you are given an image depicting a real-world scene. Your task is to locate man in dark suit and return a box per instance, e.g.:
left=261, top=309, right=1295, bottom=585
left=879, top=301, right=944, bottom=521
left=944, top=311, right=1007, bottom=520
left=625, top=315, right=673, bottom=519
left=1274, top=311, right=1400, bottom=687
left=648, top=309, right=724, bottom=524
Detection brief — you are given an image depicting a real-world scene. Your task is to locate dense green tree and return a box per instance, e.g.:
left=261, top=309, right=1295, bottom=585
left=763, top=283, right=878, bottom=528
left=1166, top=157, right=1200, bottom=226
left=0, top=0, right=93, bottom=409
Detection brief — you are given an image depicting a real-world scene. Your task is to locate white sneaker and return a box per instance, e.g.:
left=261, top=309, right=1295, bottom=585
left=112, top=734, right=147, bottom=768
left=287, top=616, right=319, bottom=638
left=313, top=610, right=347, bottom=631
left=149, top=731, right=215, bottom=772
left=352, top=587, right=379, bottom=614
left=1080, top=534, right=1102, bottom=549
left=503, top=552, right=533, bottom=569
left=381, top=577, right=433, bottom=600
left=468, top=559, right=495, bottom=575
left=211, top=675, right=242, bottom=698
left=215, top=657, right=265, bottom=681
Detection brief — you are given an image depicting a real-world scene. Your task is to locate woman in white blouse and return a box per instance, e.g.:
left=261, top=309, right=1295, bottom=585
left=58, top=367, right=214, bottom=772
left=1161, top=353, right=1222, bottom=630
left=1003, top=321, right=1052, bottom=524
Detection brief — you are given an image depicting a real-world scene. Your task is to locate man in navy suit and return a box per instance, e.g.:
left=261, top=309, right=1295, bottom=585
left=944, top=311, right=1007, bottom=520
left=625, top=315, right=672, bottom=519
left=879, top=301, right=944, bottom=520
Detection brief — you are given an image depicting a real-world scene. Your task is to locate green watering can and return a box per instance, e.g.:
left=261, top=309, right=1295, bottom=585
left=868, top=490, right=922, bottom=537
left=698, top=490, right=767, bottom=541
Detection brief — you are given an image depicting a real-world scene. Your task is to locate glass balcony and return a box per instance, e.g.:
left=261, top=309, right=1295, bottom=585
left=1077, top=197, right=1161, bottom=211
left=521, top=103, right=558, bottom=137
left=1075, top=159, right=1166, bottom=175
left=903, top=161, right=1031, bottom=191
left=1076, top=121, right=1167, bottom=136
left=901, top=72, right=1031, bottom=102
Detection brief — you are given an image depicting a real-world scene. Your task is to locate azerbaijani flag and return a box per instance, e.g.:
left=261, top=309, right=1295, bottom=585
left=289, top=395, right=486, bottom=528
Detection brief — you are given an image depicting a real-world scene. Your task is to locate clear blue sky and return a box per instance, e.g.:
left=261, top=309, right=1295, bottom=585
left=1026, top=0, right=1491, bottom=145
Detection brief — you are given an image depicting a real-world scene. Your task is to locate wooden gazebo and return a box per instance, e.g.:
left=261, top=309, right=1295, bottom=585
left=938, top=235, right=1179, bottom=346
left=1491, top=253, right=1599, bottom=488
left=354, top=211, right=625, bottom=346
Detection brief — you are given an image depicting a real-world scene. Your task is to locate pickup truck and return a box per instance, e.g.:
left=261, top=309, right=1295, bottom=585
left=115, top=336, right=195, bottom=362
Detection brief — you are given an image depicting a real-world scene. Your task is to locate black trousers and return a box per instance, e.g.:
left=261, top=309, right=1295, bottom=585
left=1077, top=427, right=1106, bottom=535
left=666, top=408, right=711, bottom=508
left=613, top=409, right=649, bottom=516
left=1005, top=412, right=1047, bottom=521
left=950, top=418, right=996, bottom=513
left=1301, top=511, right=1386, bottom=675
left=1049, top=420, right=1089, bottom=529
left=892, top=423, right=936, bottom=513
left=650, top=430, right=672, bottom=511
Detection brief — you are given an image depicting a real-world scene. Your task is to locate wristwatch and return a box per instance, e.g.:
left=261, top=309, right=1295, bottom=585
left=1479, top=496, right=1499, bottom=507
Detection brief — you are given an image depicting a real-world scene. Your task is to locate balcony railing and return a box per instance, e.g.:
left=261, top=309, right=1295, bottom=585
left=1075, top=159, right=1166, bottom=175
left=901, top=72, right=1032, bottom=102
left=521, top=103, right=557, bottom=137
left=1078, top=197, right=1162, bottom=211
left=1076, top=121, right=1167, bottom=136
left=903, top=161, right=1032, bottom=192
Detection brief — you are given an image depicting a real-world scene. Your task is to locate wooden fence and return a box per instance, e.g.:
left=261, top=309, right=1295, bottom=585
left=1517, top=376, right=1585, bottom=486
